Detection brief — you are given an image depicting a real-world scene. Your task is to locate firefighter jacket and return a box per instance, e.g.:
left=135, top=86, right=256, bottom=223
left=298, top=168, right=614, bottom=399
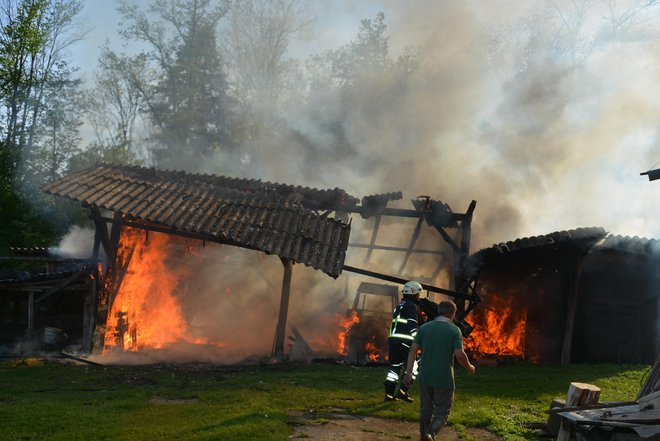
left=388, top=297, right=419, bottom=343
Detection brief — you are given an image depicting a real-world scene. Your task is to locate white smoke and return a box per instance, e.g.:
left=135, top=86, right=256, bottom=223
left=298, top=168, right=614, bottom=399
left=49, top=226, right=95, bottom=258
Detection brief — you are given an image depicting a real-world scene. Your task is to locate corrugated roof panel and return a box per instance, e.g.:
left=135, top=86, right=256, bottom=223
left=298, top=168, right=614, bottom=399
left=41, top=164, right=352, bottom=277
left=465, top=227, right=609, bottom=275
left=596, top=235, right=660, bottom=257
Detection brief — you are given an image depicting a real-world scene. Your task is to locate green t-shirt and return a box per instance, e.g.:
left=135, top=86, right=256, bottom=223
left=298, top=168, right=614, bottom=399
left=414, top=317, right=463, bottom=389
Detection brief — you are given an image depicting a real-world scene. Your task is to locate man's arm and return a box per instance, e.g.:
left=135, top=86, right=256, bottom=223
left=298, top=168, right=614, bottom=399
left=454, top=348, right=476, bottom=374
left=403, top=342, right=420, bottom=386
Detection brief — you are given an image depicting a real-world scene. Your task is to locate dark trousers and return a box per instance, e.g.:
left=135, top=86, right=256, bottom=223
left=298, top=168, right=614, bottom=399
left=419, top=384, right=454, bottom=439
left=385, top=340, right=411, bottom=395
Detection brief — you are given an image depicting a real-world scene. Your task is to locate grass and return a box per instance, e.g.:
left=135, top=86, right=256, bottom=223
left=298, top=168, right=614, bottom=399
left=0, top=358, right=651, bottom=441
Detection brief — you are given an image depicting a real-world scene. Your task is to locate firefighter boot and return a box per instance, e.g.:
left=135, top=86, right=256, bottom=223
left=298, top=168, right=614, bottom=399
left=384, top=381, right=397, bottom=401
left=395, top=385, right=413, bottom=403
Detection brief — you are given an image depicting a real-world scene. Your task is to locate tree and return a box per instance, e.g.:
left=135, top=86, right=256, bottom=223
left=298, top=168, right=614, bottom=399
left=82, top=45, right=149, bottom=166
left=24, top=63, right=82, bottom=184
left=0, top=0, right=85, bottom=250
left=224, top=0, right=309, bottom=117
left=117, top=0, right=234, bottom=169
left=307, top=12, right=391, bottom=90
left=0, top=0, right=84, bottom=187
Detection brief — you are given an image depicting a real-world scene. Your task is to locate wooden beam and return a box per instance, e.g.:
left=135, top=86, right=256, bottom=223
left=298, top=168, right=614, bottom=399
left=36, top=272, right=83, bottom=302
left=90, top=207, right=113, bottom=262
left=92, top=227, right=101, bottom=261
left=342, top=264, right=475, bottom=301
left=344, top=206, right=472, bottom=221
left=363, top=215, right=381, bottom=264
left=272, top=258, right=294, bottom=359
left=108, top=211, right=123, bottom=259
left=454, top=200, right=477, bottom=312
left=349, top=243, right=444, bottom=255
left=433, top=225, right=462, bottom=255
left=82, top=273, right=98, bottom=354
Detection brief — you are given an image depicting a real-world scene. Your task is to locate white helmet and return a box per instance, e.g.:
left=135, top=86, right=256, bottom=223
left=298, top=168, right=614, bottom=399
left=402, top=281, right=423, bottom=296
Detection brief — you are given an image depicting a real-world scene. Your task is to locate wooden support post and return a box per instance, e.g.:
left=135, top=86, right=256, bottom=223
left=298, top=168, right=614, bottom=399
left=82, top=273, right=98, bottom=354
left=90, top=207, right=114, bottom=267
left=92, top=227, right=101, bottom=261
left=556, top=382, right=600, bottom=441
left=454, top=200, right=476, bottom=315
left=561, top=257, right=585, bottom=366
left=27, top=291, right=35, bottom=339
left=108, top=212, right=123, bottom=257
left=272, top=258, right=293, bottom=359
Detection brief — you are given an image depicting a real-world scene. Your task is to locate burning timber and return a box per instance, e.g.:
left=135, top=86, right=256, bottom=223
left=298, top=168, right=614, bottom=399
left=35, top=164, right=478, bottom=363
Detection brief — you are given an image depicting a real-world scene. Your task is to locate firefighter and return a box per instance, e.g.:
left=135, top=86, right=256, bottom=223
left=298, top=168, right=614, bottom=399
left=384, top=280, right=422, bottom=402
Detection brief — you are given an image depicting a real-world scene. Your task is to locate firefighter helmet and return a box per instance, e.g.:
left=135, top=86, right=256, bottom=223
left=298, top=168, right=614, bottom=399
left=402, top=281, right=423, bottom=296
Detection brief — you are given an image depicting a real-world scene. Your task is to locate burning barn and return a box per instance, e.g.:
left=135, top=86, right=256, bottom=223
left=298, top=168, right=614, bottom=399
left=35, top=164, right=478, bottom=363
left=8, top=163, right=657, bottom=367
left=464, top=228, right=660, bottom=365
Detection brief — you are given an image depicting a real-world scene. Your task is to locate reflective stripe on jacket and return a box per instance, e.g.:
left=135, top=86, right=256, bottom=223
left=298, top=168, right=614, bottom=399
left=388, top=297, right=419, bottom=341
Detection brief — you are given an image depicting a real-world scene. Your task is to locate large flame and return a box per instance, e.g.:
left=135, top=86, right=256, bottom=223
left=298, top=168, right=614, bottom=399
left=103, top=228, right=224, bottom=352
left=465, top=293, right=526, bottom=357
left=337, top=309, right=360, bottom=355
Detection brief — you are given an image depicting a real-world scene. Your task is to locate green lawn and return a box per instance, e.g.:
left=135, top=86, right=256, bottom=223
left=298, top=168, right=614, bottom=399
left=0, top=358, right=650, bottom=440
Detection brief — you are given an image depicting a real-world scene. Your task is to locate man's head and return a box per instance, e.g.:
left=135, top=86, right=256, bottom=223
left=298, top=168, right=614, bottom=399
left=437, top=300, right=457, bottom=319
left=402, top=281, right=423, bottom=298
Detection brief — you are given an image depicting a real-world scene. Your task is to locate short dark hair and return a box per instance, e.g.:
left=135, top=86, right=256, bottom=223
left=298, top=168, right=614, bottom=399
left=437, top=300, right=457, bottom=317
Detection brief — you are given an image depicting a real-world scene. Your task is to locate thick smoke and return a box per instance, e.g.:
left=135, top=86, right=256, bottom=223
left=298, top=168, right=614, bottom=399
left=210, top=0, right=660, bottom=251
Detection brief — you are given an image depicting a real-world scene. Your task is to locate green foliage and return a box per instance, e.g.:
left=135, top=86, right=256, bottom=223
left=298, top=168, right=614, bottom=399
left=117, top=0, right=234, bottom=168
left=0, top=187, right=56, bottom=253
left=0, top=361, right=649, bottom=440
left=0, top=0, right=85, bottom=251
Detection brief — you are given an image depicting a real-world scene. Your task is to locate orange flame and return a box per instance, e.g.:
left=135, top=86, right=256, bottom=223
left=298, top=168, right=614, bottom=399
left=364, top=338, right=380, bottom=362
left=103, top=229, right=225, bottom=352
left=337, top=310, right=360, bottom=355
left=465, top=293, right=526, bottom=357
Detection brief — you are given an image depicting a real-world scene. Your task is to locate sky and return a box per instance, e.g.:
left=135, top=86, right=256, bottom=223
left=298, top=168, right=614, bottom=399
left=65, top=0, right=660, bottom=251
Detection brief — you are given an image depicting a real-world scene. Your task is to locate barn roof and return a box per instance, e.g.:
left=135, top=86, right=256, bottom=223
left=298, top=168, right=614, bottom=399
left=41, top=164, right=353, bottom=278
left=465, top=227, right=609, bottom=275
left=595, top=234, right=660, bottom=258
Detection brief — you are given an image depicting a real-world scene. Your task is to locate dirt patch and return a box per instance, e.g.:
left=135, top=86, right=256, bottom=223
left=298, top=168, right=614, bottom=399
left=288, top=411, right=502, bottom=441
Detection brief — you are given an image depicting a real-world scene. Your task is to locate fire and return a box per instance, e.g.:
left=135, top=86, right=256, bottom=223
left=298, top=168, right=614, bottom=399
left=364, top=337, right=381, bottom=362
left=465, top=293, right=526, bottom=357
left=103, top=228, right=225, bottom=352
left=337, top=309, right=360, bottom=355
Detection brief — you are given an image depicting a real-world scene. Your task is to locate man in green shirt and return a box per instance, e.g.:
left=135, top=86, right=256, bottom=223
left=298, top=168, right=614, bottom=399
left=403, top=300, right=475, bottom=441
